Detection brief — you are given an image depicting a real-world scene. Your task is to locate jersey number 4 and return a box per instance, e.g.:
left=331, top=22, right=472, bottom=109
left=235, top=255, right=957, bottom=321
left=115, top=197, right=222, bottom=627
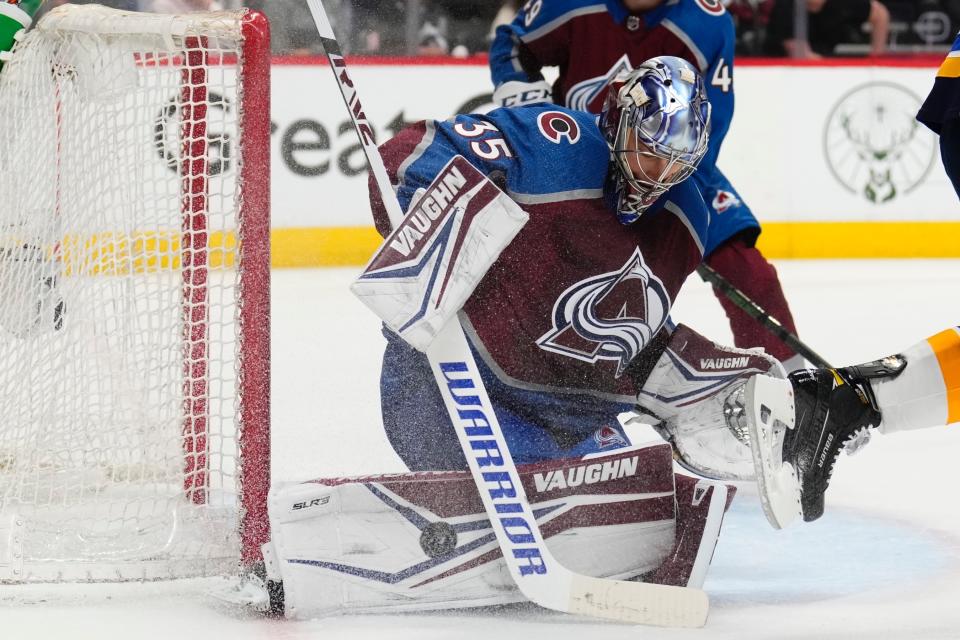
left=711, top=59, right=732, bottom=93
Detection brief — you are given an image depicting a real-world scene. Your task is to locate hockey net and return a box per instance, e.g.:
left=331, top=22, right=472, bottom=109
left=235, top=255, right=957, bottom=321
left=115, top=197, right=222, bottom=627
left=0, top=4, right=270, bottom=582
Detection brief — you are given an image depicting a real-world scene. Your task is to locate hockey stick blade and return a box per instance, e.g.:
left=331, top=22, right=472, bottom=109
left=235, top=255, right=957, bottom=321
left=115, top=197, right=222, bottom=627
left=568, top=574, right=708, bottom=626
left=307, top=0, right=708, bottom=626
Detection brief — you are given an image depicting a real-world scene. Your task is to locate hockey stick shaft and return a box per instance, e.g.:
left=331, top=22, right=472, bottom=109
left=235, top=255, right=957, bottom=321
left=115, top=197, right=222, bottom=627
left=696, top=263, right=832, bottom=368
left=306, top=0, right=707, bottom=627
left=302, top=3, right=404, bottom=225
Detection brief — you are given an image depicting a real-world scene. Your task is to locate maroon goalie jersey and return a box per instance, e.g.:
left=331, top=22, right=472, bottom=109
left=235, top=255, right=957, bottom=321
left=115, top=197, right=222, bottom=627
left=370, top=106, right=710, bottom=401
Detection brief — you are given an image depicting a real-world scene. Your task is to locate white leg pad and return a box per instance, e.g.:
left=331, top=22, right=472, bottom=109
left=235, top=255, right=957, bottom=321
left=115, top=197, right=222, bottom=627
left=264, top=448, right=681, bottom=618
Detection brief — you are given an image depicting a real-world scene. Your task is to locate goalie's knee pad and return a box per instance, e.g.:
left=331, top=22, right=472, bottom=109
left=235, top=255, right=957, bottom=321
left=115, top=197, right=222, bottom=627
left=633, top=324, right=785, bottom=480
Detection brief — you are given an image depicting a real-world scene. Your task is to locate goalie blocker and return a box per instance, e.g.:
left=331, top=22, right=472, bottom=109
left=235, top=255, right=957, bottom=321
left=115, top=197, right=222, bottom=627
left=261, top=445, right=734, bottom=618
left=350, top=155, right=528, bottom=352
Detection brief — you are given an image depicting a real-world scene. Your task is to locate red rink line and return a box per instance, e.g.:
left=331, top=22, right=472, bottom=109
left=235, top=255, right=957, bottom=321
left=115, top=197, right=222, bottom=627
left=271, top=54, right=945, bottom=67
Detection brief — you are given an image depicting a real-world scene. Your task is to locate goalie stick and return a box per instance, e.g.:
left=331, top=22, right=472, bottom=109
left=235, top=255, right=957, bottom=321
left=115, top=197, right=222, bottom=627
left=696, top=264, right=831, bottom=369
left=305, top=0, right=709, bottom=627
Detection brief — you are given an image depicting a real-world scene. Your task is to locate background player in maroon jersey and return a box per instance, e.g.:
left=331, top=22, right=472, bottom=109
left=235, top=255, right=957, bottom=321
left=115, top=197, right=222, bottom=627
left=490, top=0, right=805, bottom=371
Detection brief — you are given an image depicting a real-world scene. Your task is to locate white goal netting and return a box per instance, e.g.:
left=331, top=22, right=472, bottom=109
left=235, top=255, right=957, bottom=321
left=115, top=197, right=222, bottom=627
left=0, top=4, right=270, bottom=582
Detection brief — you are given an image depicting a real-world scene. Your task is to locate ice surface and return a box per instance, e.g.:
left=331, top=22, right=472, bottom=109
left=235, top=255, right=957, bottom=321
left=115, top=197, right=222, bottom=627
left=4, top=259, right=960, bottom=639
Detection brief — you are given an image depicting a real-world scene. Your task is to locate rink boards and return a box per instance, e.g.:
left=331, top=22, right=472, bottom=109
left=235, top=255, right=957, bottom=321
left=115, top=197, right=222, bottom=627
left=266, top=58, right=958, bottom=264
left=207, top=57, right=958, bottom=264
left=73, top=57, right=951, bottom=264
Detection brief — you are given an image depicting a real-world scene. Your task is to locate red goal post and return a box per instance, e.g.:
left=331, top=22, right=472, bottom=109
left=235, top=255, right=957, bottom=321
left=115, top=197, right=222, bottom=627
left=0, top=4, right=270, bottom=581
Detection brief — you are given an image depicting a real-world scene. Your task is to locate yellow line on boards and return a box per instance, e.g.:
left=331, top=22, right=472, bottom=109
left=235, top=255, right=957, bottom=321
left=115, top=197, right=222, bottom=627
left=24, top=222, right=959, bottom=273
left=269, top=222, right=960, bottom=266
left=271, top=227, right=382, bottom=267
left=754, top=222, right=960, bottom=259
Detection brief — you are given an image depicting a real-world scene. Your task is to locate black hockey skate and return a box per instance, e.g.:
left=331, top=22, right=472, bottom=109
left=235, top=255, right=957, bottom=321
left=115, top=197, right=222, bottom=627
left=783, top=359, right=904, bottom=522
left=742, top=357, right=904, bottom=528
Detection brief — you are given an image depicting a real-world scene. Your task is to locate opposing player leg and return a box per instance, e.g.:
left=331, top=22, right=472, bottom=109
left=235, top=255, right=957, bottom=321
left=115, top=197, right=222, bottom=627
left=745, top=327, right=960, bottom=527
left=873, top=327, right=960, bottom=433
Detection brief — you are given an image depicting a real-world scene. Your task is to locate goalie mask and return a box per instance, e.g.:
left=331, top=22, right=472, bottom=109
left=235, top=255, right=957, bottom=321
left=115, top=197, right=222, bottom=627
left=601, top=56, right=711, bottom=224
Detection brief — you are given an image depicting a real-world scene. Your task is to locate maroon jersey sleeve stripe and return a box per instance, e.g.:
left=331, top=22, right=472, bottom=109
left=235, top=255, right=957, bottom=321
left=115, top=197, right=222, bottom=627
left=368, top=121, right=429, bottom=237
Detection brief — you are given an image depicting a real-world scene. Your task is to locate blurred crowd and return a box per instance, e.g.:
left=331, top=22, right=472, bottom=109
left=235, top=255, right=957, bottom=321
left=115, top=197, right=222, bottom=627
left=38, top=0, right=960, bottom=57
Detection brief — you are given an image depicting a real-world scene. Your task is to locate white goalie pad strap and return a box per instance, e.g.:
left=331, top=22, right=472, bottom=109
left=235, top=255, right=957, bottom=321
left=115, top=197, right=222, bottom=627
left=266, top=446, right=678, bottom=618
left=685, top=479, right=729, bottom=589
left=350, top=155, right=529, bottom=352
left=635, top=324, right=785, bottom=480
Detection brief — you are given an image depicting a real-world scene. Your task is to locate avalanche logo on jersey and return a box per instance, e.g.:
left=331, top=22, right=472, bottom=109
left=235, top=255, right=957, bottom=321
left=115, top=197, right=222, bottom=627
left=593, top=425, right=629, bottom=449
left=711, top=189, right=740, bottom=213
left=694, top=0, right=726, bottom=16
left=537, top=247, right=670, bottom=378
left=566, top=54, right=633, bottom=113
left=537, top=111, right=581, bottom=144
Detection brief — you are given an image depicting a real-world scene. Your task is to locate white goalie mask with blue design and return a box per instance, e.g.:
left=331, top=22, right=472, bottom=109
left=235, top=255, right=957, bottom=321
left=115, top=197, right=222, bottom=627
left=600, top=56, right=711, bottom=224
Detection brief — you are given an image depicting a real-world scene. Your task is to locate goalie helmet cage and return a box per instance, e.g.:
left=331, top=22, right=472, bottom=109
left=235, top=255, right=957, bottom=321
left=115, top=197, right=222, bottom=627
left=0, top=4, right=270, bottom=582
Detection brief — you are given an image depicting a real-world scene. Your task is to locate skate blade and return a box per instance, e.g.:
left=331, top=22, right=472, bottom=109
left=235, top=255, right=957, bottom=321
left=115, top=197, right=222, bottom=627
left=744, top=375, right=802, bottom=529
